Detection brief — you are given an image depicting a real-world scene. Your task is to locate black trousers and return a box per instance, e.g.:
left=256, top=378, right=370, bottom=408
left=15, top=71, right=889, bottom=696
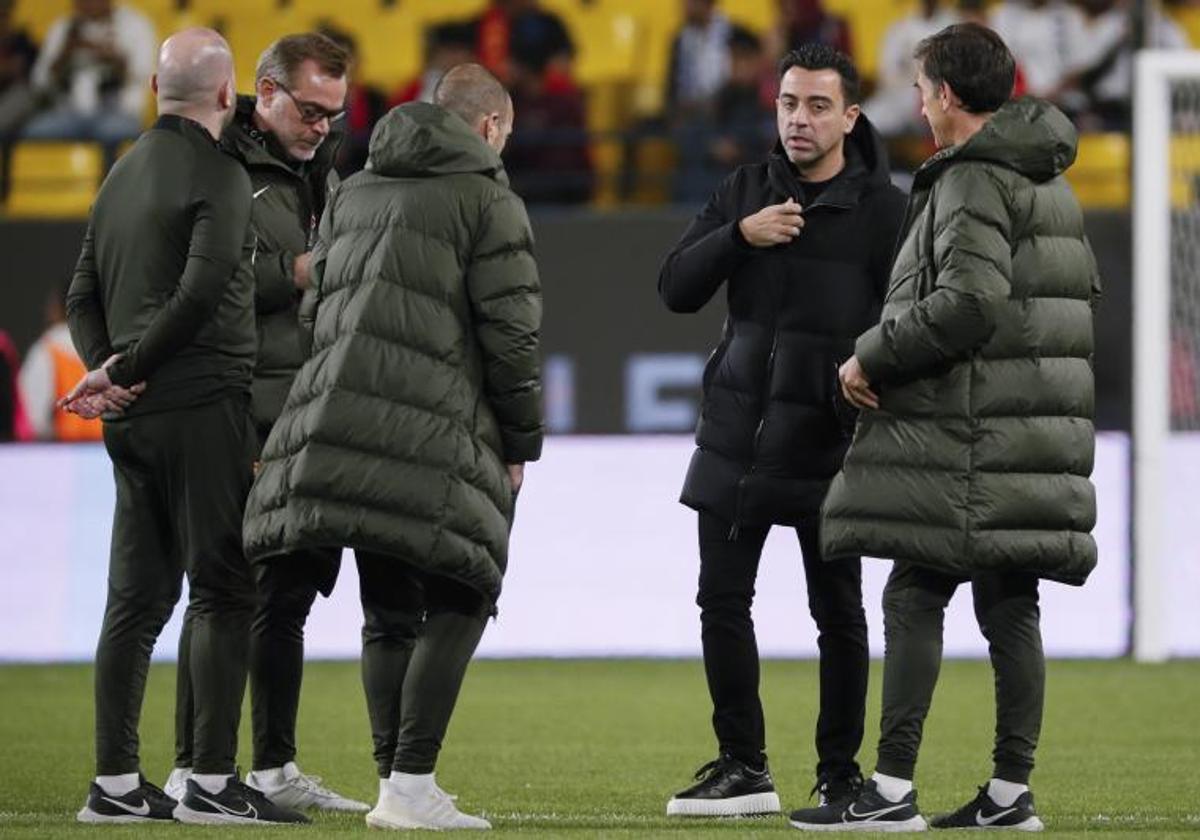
left=357, top=552, right=489, bottom=777
left=95, top=396, right=256, bottom=776
left=696, top=511, right=868, bottom=780
left=177, top=551, right=488, bottom=778
left=876, top=562, right=1044, bottom=784
left=175, top=549, right=339, bottom=771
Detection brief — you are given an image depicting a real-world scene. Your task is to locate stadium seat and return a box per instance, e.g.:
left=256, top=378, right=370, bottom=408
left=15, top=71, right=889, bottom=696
left=1066, top=133, right=1130, bottom=210
left=5, top=142, right=103, bottom=218
left=1170, top=135, right=1200, bottom=209
left=12, top=0, right=71, bottom=43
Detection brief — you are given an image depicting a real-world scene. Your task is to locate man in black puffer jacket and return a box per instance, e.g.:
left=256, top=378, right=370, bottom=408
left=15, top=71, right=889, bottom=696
left=659, top=44, right=906, bottom=818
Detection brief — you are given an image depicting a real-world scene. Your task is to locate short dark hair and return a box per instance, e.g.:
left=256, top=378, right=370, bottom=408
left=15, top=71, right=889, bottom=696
left=256, top=33, right=350, bottom=86
left=914, top=23, right=1015, bottom=114
left=777, top=43, right=860, bottom=106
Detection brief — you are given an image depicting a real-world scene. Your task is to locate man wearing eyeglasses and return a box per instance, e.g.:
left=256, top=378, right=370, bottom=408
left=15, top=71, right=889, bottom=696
left=166, top=32, right=367, bottom=814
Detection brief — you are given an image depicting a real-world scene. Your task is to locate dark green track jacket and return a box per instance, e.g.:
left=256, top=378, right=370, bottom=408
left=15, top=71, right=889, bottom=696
left=66, top=114, right=254, bottom=416
left=243, top=102, right=543, bottom=602
left=822, top=98, right=1100, bottom=585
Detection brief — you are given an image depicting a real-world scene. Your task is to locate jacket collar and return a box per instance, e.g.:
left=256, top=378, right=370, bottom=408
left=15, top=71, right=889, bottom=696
left=153, top=114, right=220, bottom=147
left=763, top=113, right=892, bottom=210
left=766, top=140, right=867, bottom=210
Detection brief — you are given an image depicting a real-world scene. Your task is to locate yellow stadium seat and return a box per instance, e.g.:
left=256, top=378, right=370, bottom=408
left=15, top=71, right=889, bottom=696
left=5, top=142, right=103, bottom=219
left=350, top=7, right=424, bottom=92
left=12, top=0, right=71, bottom=43
left=719, top=0, right=775, bottom=34
left=409, top=0, right=488, bottom=26
left=1066, top=133, right=1129, bottom=210
left=186, top=0, right=279, bottom=18
left=1171, top=135, right=1200, bottom=209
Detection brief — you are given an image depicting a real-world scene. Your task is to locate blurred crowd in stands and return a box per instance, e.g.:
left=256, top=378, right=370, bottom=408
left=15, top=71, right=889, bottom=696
left=2, top=0, right=1198, bottom=209
left=1, top=0, right=1199, bottom=440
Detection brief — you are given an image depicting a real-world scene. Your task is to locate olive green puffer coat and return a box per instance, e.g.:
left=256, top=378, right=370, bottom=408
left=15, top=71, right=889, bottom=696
left=242, top=102, right=543, bottom=601
left=821, top=98, right=1100, bottom=585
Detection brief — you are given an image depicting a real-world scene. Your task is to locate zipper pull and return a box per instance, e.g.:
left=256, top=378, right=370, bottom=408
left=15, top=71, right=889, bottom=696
left=727, top=522, right=741, bottom=541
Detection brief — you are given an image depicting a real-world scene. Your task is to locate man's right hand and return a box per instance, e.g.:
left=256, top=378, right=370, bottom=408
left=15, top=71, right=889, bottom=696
left=293, top=252, right=312, bottom=290
left=738, top=198, right=805, bottom=248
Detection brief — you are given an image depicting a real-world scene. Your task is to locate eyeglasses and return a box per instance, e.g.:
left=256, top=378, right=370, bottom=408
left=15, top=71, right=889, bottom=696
left=271, top=79, right=345, bottom=126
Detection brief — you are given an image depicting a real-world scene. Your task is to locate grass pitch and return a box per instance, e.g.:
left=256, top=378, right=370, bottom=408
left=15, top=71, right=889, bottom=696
left=0, top=658, right=1196, bottom=837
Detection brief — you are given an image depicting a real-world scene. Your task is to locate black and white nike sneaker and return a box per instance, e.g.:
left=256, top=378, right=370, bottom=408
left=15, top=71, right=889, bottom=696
left=930, top=786, right=1044, bottom=832
left=787, top=773, right=864, bottom=827
left=666, top=755, right=782, bottom=817
left=173, top=775, right=310, bottom=825
left=789, top=778, right=927, bottom=832
left=76, top=775, right=177, bottom=823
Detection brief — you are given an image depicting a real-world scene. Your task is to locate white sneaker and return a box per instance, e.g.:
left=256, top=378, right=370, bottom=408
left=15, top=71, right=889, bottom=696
left=366, top=776, right=491, bottom=830
left=245, top=761, right=369, bottom=812
left=163, top=767, right=192, bottom=802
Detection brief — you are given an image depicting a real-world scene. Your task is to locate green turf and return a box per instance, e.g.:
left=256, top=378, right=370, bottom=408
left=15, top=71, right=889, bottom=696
left=0, top=659, right=1197, bottom=837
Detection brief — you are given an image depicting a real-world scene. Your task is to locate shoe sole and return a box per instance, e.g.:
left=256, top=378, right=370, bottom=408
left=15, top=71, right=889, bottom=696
left=313, top=800, right=371, bottom=813
left=173, top=803, right=304, bottom=826
left=789, top=815, right=929, bottom=832
left=76, top=806, right=169, bottom=824
left=366, top=808, right=491, bottom=830
left=666, top=791, right=782, bottom=817
left=930, top=816, right=1044, bottom=832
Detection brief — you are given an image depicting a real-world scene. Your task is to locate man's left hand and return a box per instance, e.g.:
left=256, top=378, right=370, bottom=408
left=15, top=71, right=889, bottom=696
left=839, top=355, right=879, bottom=411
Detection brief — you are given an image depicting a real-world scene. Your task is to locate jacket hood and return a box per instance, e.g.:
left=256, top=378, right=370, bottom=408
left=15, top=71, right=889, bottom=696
left=916, top=97, right=1078, bottom=187
left=222, top=94, right=341, bottom=176
left=767, top=112, right=893, bottom=205
left=367, top=101, right=508, bottom=184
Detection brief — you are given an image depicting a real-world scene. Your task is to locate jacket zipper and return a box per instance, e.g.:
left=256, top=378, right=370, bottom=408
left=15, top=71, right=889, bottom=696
left=729, top=308, right=782, bottom=541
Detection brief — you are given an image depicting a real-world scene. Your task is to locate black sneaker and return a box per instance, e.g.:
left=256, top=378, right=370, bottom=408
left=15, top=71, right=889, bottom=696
left=789, top=778, right=927, bottom=832
left=77, top=775, right=177, bottom=823
left=930, top=785, right=1044, bottom=832
left=173, top=775, right=310, bottom=825
left=666, top=754, right=782, bottom=817
left=787, top=773, right=864, bottom=826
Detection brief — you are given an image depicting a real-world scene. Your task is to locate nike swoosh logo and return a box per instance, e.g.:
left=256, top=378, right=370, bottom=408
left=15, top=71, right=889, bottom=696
left=100, top=796, right=150, bottom=816
left=845, top=802, right=910, bottom=821
left=194, top=793, right=257, bottom=819
left=977, top=807, right=1018, bottom=826
left=252, top=186, right=271, bottom=199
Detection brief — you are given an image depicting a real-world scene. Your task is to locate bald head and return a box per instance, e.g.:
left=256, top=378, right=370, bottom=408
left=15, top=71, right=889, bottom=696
left=434, top=63, right=510, bottom=129
left=155, top=28, right=234, bottom=111
left=433, top=63, right=513, bottom=153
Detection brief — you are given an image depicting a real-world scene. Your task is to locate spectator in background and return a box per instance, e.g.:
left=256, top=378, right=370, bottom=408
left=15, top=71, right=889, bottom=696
left=504, top=19, right=592, bottom=204
left=1060, top=0, right=1189, bottom=129
left=24, top=0, right=155, bottom=162
left=988, top=0, right=1083, bottom=99
left=666, top=0, right=733, bottom=121
left=19, top=281, right=101, bottom=441
left=474, top=0, right=573, bottom=86
left=765, top=0, right=853, bottom=67
left=955, top=0, right=990, bottom=25
left=866, top=0, right=958, bottom=137
left=0, top=329, right=32, bottom=442
left=665, top=0, right=734, bottom=202
left=707, top=28, right=774, bottom=179
left=320, top=25, right=386, bottom=177
left=0, top=0, right=37, bottom=197
left=391, top=22, right=476, bottom=107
